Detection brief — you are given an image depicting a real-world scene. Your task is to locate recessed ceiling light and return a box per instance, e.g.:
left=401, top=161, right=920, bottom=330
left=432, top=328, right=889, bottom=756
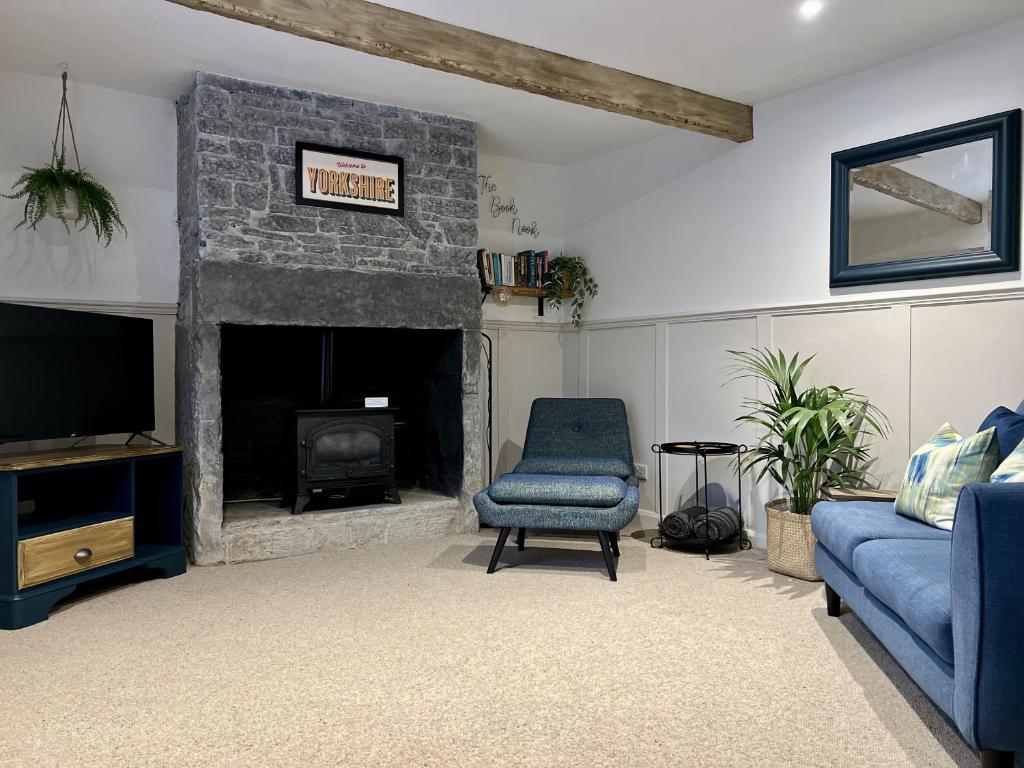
left=798, top=0, right=825, bottom=20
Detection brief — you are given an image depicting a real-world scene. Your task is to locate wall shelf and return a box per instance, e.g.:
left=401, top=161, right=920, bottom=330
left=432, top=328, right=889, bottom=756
left=483, top=285, right=571, bottom=299
left=481, top=283, right=570, bottom=317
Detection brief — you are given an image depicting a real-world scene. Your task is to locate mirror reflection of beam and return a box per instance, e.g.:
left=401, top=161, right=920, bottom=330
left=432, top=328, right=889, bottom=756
left=852, top=163, right=984, bottom=225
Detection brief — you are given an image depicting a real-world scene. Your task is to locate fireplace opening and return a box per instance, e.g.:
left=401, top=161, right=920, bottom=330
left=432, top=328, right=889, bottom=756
left=220, top=324, right=463, bottom=511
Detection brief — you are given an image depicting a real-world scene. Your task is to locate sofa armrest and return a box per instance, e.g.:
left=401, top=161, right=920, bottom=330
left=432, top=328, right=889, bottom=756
left=951, top=482, right=1024, bottom=752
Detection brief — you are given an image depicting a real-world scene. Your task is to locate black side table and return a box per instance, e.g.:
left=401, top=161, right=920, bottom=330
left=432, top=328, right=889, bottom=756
left=650, top=441, right=752, bottom=558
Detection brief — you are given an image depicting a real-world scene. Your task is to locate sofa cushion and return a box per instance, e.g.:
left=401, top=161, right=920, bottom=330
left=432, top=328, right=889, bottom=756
left=978, top=406, right=1024, bottom=463
left=895, top=423, right=1000, bottom=530
left=991, top=436, right=1024, bottom=484
left=852, top=539, right=954, bottom=664
left=514, top=456, right=634, bottom=479
left=487, top=473, right=627, bottom=508
left=811, top=500, right=950, bottom=570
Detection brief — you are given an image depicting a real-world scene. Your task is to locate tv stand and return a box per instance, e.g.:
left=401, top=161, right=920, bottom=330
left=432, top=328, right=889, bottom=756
left=125, top=431, right=169, bottom=447
left=0, top=444, right=187, bottom=630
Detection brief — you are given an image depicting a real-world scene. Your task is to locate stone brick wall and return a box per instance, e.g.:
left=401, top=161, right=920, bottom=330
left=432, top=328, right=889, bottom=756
left=175, top=73, right=482, bottom=565
left=178, top=71, right=478, bottom=276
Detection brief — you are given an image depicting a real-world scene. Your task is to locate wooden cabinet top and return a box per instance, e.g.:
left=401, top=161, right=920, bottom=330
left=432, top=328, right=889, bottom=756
left=0, top=444, right=182, bottom=472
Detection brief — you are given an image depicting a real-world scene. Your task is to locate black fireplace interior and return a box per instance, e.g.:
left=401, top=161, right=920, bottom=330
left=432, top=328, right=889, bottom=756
left=221, top=325, right=463, bottom=505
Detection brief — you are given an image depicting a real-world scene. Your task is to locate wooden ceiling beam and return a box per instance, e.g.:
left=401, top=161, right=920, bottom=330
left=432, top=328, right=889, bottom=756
left=166, top=0, right=753, bottom=143
left=853, top=164, right=983, bottom=225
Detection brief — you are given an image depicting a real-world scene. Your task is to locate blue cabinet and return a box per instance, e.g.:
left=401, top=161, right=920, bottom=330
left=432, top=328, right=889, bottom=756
left=0, top=445, right=187, bottom=629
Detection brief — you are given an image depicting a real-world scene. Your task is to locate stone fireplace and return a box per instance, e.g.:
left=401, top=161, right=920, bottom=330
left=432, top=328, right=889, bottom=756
left=175, top=73, right=482, bottom=565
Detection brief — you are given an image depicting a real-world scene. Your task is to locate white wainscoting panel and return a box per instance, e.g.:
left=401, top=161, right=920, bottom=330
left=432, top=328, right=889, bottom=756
left=771, top=306, right=911, bottom=489
left=910, top=298, right=1024, bottom=449
left=584, top=324, right=658, bottom=511
left=574, top=288, right=1024, bottom=546
left=486, top=325, right=570, bottom=480
left=663, top=317, right=758, bottom=531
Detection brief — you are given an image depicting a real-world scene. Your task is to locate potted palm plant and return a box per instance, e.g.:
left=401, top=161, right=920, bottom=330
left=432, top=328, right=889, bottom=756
left=728, top=348, right=890, bottom=580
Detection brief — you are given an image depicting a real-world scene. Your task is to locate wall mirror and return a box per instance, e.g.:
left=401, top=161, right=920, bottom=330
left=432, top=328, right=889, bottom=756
left=830, top=110, right=1020, bottom=287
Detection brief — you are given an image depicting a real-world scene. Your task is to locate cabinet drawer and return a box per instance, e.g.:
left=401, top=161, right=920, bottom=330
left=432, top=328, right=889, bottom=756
left=17, top=517, right=134, bottom=589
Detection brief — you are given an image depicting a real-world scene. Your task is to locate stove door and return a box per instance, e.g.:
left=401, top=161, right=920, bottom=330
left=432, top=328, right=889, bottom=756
left=303, top=417, right=394, bottom=483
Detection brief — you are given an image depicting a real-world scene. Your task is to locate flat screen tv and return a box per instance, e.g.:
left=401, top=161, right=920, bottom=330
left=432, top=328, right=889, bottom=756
left=0, top=302, right=155, bottom=442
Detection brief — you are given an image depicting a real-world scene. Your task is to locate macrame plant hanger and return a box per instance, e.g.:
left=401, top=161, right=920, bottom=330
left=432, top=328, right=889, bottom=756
left=52, top=65, right=81, bottom=172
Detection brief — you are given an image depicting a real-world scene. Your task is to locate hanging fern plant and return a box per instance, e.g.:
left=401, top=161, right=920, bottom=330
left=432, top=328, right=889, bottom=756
left=542, top=254, right=598, bottom=328
left=2, top=69, right=126, bottom=246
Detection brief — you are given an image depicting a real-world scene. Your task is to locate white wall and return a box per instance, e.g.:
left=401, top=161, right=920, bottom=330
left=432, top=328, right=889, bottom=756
left=477, top=153, right=567, bottom=324
left=564, top=19, right=1024, bottom=544
left=0, top=71, right=179, bottom=304
left=567, top=19, right=1024, bottom=321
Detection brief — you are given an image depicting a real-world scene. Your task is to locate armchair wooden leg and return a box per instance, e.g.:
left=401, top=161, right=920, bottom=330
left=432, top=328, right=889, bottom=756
left=608, top=530, right=620, bottom=558
left=825, top=584, right=842, bottom=617
left=487, top=527, right=512, bottom=574
left=981, top=750, right=1014, bottom=768
left=516, top=527, right=526, bottom=551
left=596, top=531, right=618, bottom=582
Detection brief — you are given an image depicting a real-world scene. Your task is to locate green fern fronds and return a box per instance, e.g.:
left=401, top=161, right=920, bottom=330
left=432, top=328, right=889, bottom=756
left=3, top=156, right=126, bottom=246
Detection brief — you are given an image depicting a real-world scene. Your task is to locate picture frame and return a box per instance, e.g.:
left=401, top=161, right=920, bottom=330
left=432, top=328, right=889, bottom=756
left=829, top=110, right=1021, bottom=288
left=294, top=141, right=404, bottom=217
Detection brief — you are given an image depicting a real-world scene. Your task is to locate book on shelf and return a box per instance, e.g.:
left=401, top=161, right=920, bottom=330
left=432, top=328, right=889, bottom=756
left=476, top=247, right=556, bottom=290
left=476, top=248, right=493, bottom=286
left=518, top=250, right=536, bottom=287
left=536, top=250, right=549, bottom=283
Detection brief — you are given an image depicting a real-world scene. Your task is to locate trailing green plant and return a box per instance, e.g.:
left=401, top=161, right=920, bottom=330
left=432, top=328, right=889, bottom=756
left=4, top=157, right=126, bottom=245
left=727, top=348, right=890, bottom=516
left=2, top=69, right=125, bottom=246
left=542, top=254, right=598, bottom=328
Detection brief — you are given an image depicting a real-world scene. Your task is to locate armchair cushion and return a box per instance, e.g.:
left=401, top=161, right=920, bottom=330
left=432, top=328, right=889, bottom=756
left=852, top=539, right=954, bottom=664
left=513, top=456, right=634, bottom=479
left=474, top=484, right=640, bottom=531
left=522, top=398, right=633, bottom=463
left=488, top=473, right=626, bottom=508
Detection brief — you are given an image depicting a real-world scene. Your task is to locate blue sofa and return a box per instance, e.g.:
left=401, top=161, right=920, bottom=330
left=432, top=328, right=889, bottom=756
left=813, top=436, right=1024, bottom=766
left=473, top=397, right=639, bottom=580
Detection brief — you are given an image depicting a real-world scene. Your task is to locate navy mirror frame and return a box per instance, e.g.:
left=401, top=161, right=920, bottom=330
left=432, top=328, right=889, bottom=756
left=830, top=109, right=1021, bottom=288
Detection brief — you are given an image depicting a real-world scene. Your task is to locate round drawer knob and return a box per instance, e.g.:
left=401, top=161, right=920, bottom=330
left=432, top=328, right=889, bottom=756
left=74, top=547, right=93, bottom=564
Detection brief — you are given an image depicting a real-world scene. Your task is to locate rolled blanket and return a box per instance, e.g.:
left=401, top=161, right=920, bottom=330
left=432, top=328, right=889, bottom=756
left=689, top=506, right=740, bottom=542
left=659, top=510, right=693, bottom=540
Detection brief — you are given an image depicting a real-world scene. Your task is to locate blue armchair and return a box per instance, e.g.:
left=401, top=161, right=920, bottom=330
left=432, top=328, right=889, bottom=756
left=473, top=398, right=639, bottom=580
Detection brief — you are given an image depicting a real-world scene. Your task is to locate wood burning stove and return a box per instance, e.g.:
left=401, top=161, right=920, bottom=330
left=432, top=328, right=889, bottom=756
left=288, top=408, right=400, bottom=515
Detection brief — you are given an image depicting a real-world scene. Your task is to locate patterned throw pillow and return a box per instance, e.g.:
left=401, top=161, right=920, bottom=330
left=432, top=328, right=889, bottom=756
left=991, top=437, right=1024, bottom=483
left=895, top=423, right=1000, bottom=530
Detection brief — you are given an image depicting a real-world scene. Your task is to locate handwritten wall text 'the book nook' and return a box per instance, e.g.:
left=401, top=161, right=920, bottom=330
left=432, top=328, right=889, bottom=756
left=477, top=174, right=541, bottom=239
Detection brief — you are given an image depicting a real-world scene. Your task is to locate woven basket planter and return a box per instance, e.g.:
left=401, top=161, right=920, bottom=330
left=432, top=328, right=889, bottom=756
left=765, top=498, right=821, bottom=581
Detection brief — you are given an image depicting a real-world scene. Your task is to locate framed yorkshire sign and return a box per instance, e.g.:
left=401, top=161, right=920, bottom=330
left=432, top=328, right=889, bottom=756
left=295, top=142, right=404, bottom=217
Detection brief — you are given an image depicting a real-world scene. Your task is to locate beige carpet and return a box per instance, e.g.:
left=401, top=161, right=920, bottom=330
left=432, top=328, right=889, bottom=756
left=0, top=524, right=980, bottom=768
